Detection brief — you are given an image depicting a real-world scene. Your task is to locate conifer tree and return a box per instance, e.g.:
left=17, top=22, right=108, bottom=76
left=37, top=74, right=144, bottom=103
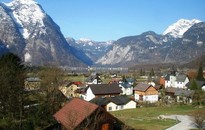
left=196, top=64, right=205, bottom=81
left=0, top=53, right=26, bottom=120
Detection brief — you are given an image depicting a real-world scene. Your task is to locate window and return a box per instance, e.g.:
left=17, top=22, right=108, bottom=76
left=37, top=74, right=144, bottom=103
left=108, top=107, right=112, bottom=111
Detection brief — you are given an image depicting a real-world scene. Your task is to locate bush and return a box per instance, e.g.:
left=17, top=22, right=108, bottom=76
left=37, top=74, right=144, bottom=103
left=190, top=109, right=205, bottom=129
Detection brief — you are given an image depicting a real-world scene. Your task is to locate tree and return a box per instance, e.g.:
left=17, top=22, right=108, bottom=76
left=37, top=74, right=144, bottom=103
left=32, top=66, right=66, bottom=128
left=0, top=53, right=26, bottom=127
left=196, top=64, right=205, bottom=81
left=149, top=68, right=155, bottom=77
left=190, top=79, right=205, bottom=106
left=190, top=79, right=199, bottom=90
left=139, top=68, right=145, bottom=76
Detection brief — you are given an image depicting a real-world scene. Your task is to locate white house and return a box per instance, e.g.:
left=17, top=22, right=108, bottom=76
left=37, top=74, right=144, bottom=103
left=119, top=83, right=133, bottom=95
left=118, top=78, right=135, bottom=95
left=165, top=74, right=189, bottom=89
left=84, top=84, right=122, bottom=101
left=90, top=96, right=136, bottom=111
left=85, top=73, right=102, bottom=84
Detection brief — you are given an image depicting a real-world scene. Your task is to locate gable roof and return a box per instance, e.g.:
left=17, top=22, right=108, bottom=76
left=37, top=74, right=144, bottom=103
left=125, top=78, right=135, bottom=83
left=53, top=98, right=98, bottom=129
left=176, top=75, right=187, bottom=82
left=88, top=84, right=122, bottom=95
left=90, top=96, right=132, bottom=106
left=174, top=90, right=194, bottom=97
left=133, top=83, right=153, bottom=92
left=109, top=96, right=131, bottom=105
left=120, top=82, right=132, bottom=88
left=165, top=74, right=171, bottom=80
left=165, top=87, right=182, bottom=93
left=86, top=75, right=102, bottom=83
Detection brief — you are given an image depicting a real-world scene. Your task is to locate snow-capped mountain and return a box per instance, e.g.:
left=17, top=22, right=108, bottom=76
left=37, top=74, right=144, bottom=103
left=163, top=19, right=201, bottom=38
left=0, top=0, right=91, bottom=66
left=96, top=22, right=205, bottom=66
left=67, top=38, right=114, bottom=62
left=164, top=22, right=205, bottom=63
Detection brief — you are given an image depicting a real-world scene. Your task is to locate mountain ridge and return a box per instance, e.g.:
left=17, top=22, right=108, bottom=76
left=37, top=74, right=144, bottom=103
left=0, top=0, right=92, bottom=67
left=0, top=0, right=204, bottom=67
left=96, top=21, right=205, bottom=67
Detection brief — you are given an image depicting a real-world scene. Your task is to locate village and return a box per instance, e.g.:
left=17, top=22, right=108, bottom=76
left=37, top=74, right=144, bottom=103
left=24, top=65, right=205, bottom=130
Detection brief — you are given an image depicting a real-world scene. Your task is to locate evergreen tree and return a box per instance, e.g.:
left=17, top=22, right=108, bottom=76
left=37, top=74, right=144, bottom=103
left=190, top=79, right=199, bottom=90
left=149, top=68, right=155, bottom=77
left=196, top=64, right=205, bottom=81
left=0, top=53, right=26, bottom=120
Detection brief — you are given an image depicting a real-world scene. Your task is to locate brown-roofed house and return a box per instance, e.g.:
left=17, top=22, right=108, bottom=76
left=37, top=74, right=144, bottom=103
left=53, top=98, right=126, bottom=130
left=133, top=83, right=158, bottom=103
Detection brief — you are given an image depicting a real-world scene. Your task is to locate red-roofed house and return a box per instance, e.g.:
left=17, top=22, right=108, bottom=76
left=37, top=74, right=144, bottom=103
left=53, top=98, right=126, bottom=130
left=133, top=83, right=158, bottom=103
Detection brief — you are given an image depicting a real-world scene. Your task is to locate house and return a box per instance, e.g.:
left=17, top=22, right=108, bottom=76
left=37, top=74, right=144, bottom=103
left=24, top=77, right=41, bottom=91
left=165, top=87, right=194, bottom=104
left=133, top=83, right=158, bottom=103
left=119, top=82, right=133, bottom=95
left=59, top=82, right=86, bottom=98
left=53, top=98, right=126, bottom=130
left=159, top=77, right=165, bottom=87
left=84, top=84, right=122, bottom=101
left=90, top=96, right=136, bottom=111
left=119, top=78, right=135, bottom=85
left=174, top=89, right=194, bottom=103
left=110, top=73, right=117, bottom=78
left=165, top=74, right=189, bottom=89
left=86, top=73, right=102, bottom=84
left=118, top=78, right=135, bottom=95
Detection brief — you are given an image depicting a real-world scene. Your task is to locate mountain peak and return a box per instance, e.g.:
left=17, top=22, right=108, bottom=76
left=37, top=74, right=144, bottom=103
left=5, top=0, right=37, bottom=7
left=5, top=0, right=45, bottom=39
left=163, top=19, right=201, bottom=38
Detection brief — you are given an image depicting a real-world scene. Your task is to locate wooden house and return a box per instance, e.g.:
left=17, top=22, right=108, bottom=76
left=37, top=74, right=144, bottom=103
left=133, top=83, right=158, bottom=103
left=53, top=98, right=126, bottom=130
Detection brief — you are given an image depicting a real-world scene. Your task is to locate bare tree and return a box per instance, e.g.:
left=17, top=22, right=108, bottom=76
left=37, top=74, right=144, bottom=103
left=191, top=110, right=205, bottom=129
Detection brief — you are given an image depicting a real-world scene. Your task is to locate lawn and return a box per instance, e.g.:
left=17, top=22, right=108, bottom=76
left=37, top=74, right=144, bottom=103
left=111, top=105, right=200, bottom=130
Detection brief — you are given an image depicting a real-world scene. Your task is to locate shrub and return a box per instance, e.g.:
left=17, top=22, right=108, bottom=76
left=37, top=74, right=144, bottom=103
left=190, top=109, right=205, bottom=129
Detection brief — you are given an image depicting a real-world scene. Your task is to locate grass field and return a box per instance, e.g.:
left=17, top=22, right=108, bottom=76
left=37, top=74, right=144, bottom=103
left=111, top=105, right=201, bottom=130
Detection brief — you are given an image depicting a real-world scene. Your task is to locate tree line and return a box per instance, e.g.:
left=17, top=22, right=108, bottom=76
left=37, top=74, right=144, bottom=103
left=0, top=53, right=66, bottom=129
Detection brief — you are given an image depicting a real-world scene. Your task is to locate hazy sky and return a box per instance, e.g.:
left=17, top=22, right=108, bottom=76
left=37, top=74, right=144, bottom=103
left=2, top=0, right=205, bottom=41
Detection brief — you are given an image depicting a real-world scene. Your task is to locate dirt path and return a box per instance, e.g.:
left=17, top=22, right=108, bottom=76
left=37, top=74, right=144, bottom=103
left=162, top=115, right=197, bottom=130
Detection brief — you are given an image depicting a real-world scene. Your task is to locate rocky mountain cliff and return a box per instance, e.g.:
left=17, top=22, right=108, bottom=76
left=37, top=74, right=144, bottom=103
left=0, top=0, right=91, bottom=66
left=96, top=20, right=205, bottom=67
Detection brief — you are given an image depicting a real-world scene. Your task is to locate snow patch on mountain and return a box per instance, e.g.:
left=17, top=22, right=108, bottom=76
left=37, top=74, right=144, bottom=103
left=5, top=0, right=45, bottom=39
left=163, top=19, right=201, bottom=38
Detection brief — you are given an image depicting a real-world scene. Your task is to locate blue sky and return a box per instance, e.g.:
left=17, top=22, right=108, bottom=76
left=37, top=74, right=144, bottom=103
left=2, top=0, right=205, bottom=41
